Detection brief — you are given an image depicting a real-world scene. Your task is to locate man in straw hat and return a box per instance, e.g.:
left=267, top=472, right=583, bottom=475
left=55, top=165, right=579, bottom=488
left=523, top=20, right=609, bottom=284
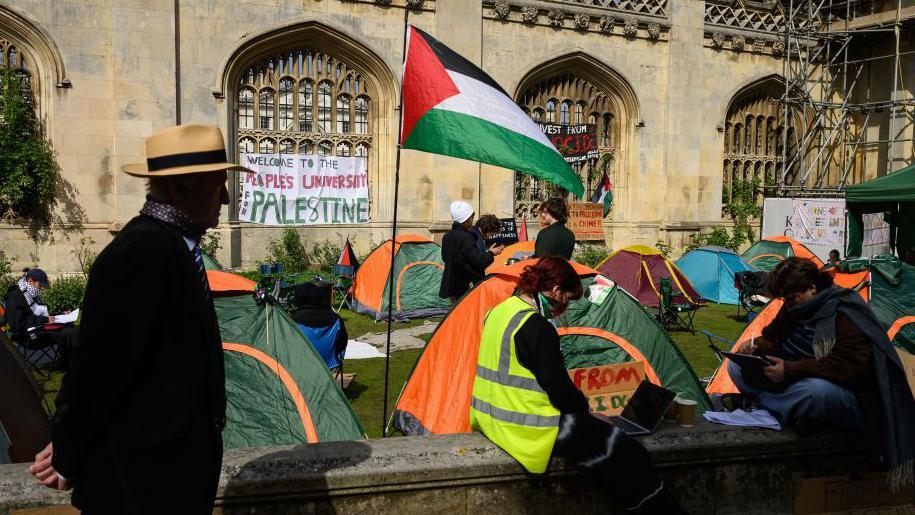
left=29, top=124, right=253, bottom=513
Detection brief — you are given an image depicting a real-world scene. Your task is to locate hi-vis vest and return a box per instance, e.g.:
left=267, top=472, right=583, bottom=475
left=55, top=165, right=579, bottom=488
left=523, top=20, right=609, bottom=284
left=469, top=296, right=561, bottom=473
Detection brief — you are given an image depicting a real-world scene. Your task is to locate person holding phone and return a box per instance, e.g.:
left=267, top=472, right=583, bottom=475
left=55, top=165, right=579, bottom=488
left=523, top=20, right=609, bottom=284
left=728, top=257, right=914, bottom=488
left=439, top=201, right=504, bottom=301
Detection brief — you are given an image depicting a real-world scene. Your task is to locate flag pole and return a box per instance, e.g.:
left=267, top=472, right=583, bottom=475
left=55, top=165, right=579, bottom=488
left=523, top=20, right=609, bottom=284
left=382, top=6, right=410, bottom=438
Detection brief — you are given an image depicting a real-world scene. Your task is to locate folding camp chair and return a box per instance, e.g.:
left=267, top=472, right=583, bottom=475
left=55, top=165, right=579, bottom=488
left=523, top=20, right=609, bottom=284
left=331, top=264, right=356, bottom=313
left=735, top=270, right=769, bottom=321
left=12, top=329, right=62, bottom=377
left=657, top=277, right=702, bottom=334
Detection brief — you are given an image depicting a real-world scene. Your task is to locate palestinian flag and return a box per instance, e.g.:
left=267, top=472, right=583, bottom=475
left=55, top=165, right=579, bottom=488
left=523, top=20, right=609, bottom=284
left=400, top=26, right=584, bottom=198
left=590, top=172, right=613, bottom=217
left=337, top=238, right=359, bottom=270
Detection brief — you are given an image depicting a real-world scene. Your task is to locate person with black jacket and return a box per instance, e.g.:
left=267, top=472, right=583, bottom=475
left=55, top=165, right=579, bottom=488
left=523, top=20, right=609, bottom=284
left=5, top=269, right=79, bottom=368
left=29, top=124, right=252, bottom=514
left=534, top=198, right=575, bottom=260
left=439, top=201, right=504, bottom=301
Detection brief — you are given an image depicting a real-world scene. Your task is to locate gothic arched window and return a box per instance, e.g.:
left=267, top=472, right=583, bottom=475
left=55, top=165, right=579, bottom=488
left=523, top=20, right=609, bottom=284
left=723, top=88, right=785, bottom=202
left=236, top=46, right=373, bottom=157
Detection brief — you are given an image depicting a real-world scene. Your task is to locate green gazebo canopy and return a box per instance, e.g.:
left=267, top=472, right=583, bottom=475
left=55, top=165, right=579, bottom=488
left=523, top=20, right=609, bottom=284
left=846, top=163, right=915, bottom=257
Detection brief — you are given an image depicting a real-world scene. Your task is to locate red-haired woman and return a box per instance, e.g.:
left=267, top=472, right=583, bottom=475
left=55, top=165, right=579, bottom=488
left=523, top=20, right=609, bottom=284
left=470, top=257, right=683, bottom=514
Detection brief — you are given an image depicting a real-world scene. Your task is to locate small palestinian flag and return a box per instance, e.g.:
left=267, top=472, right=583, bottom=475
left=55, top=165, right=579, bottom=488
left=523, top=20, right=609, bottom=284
left=337, top=238, right=360, bottom=270
left=400, top=26, right=584, bottom=198
left=590, top=172, right=613, bottom=217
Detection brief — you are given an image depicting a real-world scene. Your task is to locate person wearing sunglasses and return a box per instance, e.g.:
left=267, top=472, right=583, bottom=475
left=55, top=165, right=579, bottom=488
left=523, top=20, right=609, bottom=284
left=729, top=257, right=914, bottom=489
left=470, top=257, right=684, bottom=513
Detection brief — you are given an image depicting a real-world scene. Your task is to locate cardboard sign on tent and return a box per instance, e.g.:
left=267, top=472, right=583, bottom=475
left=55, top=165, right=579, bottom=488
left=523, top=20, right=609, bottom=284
left=393, top=259, right=711, bottom=436
left=707, top=256, right=915, bottom=395
left=209, top=272, right=365, bottom=447
left=594, top=245, right=703, bottom=308
left=350, top=234, right=450, bottom=321
left=676, top=245, right=753, bottom=305
left=741, top=236, right=824, bottom=272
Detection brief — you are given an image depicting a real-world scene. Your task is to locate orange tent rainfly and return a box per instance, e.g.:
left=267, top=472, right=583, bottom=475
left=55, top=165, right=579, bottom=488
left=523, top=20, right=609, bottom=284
left=206, top=270, right=256, bottom=296
left=486, top=240, right=535, bottom=273
left=349, top=234, right=451, bottom=321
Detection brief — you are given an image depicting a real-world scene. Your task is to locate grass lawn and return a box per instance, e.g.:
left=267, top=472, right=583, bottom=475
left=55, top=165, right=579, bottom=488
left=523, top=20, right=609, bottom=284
left=32, top=302, right=749, bottom=440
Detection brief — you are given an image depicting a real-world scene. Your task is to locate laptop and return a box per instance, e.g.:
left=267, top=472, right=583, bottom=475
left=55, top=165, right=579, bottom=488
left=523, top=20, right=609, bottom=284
left=595, top=380, right=676, bottom=436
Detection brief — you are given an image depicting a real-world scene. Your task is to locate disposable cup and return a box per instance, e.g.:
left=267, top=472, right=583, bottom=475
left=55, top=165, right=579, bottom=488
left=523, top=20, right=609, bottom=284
left=676, top=398, right=698, bottom=427
left=663, top=398, right=679, bottom=422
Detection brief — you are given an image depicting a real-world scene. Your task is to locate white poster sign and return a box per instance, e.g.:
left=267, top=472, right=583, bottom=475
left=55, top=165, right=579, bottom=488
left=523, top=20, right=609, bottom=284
left=862, top=212, right=891, bottom=257
left=787, top=199, right=846, bottom=248
left=238, top=153, right=369, bottom=225
left=762, top=198, right=845, bottom=262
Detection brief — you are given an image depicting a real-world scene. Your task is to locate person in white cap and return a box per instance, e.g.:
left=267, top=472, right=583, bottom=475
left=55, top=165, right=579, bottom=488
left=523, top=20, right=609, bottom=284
left=30, top=124, right=252, bottom=514
left=439, top=201, right=504, bottom=301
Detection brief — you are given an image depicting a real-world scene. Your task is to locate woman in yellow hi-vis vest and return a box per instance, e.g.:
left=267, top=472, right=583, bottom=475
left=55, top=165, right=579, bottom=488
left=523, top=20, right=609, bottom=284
left=470, top=257, right=685, bottom=514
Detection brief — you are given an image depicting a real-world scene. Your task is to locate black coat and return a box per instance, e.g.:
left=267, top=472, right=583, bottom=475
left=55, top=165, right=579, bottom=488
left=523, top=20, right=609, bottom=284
left=534, top=222, right=575, bottom=260
left=3, top=284, right=49, bottom=338
left=439, top=222, right=495, bottom=299
left=50, top=215, right=226, bottom=514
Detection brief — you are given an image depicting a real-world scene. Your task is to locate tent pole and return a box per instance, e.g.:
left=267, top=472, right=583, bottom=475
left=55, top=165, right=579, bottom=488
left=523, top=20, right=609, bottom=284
left=382, top=7, right=410, bottom=438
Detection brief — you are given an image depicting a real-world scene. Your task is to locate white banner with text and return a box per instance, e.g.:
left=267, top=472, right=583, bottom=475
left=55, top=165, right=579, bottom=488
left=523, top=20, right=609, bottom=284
left=238, top=153, right=369, bottom=225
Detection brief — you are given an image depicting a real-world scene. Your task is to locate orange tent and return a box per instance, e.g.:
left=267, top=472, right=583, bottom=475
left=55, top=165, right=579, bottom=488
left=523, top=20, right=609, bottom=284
left=393, top=259, right=598, bottom=435
left=207, top=270, right=256, bottom=296
left=485, top=240, right=535, bottom=273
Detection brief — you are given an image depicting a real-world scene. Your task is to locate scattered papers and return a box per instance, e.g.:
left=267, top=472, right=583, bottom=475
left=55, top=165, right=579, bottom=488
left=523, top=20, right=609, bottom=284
left=344, top=340, right=387, bottom=360
left=53, top=309, right=79, bottom=324
left=703, top=409, right=781, bottom=431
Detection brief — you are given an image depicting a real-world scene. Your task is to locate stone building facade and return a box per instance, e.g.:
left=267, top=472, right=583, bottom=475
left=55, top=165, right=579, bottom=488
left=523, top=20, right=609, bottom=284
left=0, top=0, right=911, bottom=272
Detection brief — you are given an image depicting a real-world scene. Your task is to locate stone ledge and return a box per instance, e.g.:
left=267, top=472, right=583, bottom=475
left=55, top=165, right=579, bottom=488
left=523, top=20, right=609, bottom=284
left=0, top=421, right=875, bottom=514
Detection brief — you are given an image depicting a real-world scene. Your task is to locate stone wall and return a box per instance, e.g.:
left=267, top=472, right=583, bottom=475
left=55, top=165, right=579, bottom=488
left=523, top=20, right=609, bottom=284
left=0, top=0, right=907, bottom=273
left=2, top=423, right=905, bottom=514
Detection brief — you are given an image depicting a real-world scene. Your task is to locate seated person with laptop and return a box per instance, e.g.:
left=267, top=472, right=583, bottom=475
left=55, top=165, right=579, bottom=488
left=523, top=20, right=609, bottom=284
left=727, top=257, right=914, bottom=487
left=470, top=257, right=684, bottom=514
left=4, top=268, right=79, bottom=368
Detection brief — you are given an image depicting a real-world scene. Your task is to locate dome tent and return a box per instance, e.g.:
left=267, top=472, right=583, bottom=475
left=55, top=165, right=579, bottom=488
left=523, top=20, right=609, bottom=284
left=350, top=234, right=450, bottom=321
left=595, top=245, right=704, bottom=308
left=741, top=236, right=823, bottom=272
left=676, top=245, right=753, bottom=305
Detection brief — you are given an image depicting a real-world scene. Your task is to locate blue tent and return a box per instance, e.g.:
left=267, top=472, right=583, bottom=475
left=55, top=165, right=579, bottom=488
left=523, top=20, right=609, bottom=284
left=675, top=246, right=752, bottom=304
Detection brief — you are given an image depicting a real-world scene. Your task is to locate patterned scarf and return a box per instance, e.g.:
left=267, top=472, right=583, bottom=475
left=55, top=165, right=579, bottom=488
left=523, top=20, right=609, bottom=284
left=788, top=285, right=915, bottom=489
left=17, top=277, right=48, bottom=318
left=140, top=197, right=207, bottom=241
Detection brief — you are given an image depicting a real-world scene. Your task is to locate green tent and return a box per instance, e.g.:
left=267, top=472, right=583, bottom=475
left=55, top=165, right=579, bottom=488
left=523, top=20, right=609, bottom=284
left=557, top=277, right=713, bottom=412
left=351, top=235, right=451, bottom=321
left=849, top=256, right=915, bottom=354
left=215, top=294, right=365, bottom=448
left=202, top=251, right=222, bottom=271
left=846, top=163, right=915, bottom=257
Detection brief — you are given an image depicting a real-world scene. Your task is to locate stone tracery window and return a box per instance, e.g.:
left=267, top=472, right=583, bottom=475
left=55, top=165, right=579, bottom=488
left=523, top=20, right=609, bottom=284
left=723, top=89, right=784, bottom=202
left=0, top=40, right=33, bottom=105
left=235, top=46, right=372, bottom=156
left=516, top=74, right=617, bottom=214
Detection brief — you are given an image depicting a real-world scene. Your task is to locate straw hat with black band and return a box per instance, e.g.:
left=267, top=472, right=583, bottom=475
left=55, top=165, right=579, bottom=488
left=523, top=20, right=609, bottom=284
left=122, top=124, right=255, bottom=176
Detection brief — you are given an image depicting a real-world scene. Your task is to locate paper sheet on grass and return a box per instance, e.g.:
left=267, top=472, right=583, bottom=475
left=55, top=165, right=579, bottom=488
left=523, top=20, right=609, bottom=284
left=703, top=409, right=781, bottom=430
left=344, top=340, right=387, bottom=360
